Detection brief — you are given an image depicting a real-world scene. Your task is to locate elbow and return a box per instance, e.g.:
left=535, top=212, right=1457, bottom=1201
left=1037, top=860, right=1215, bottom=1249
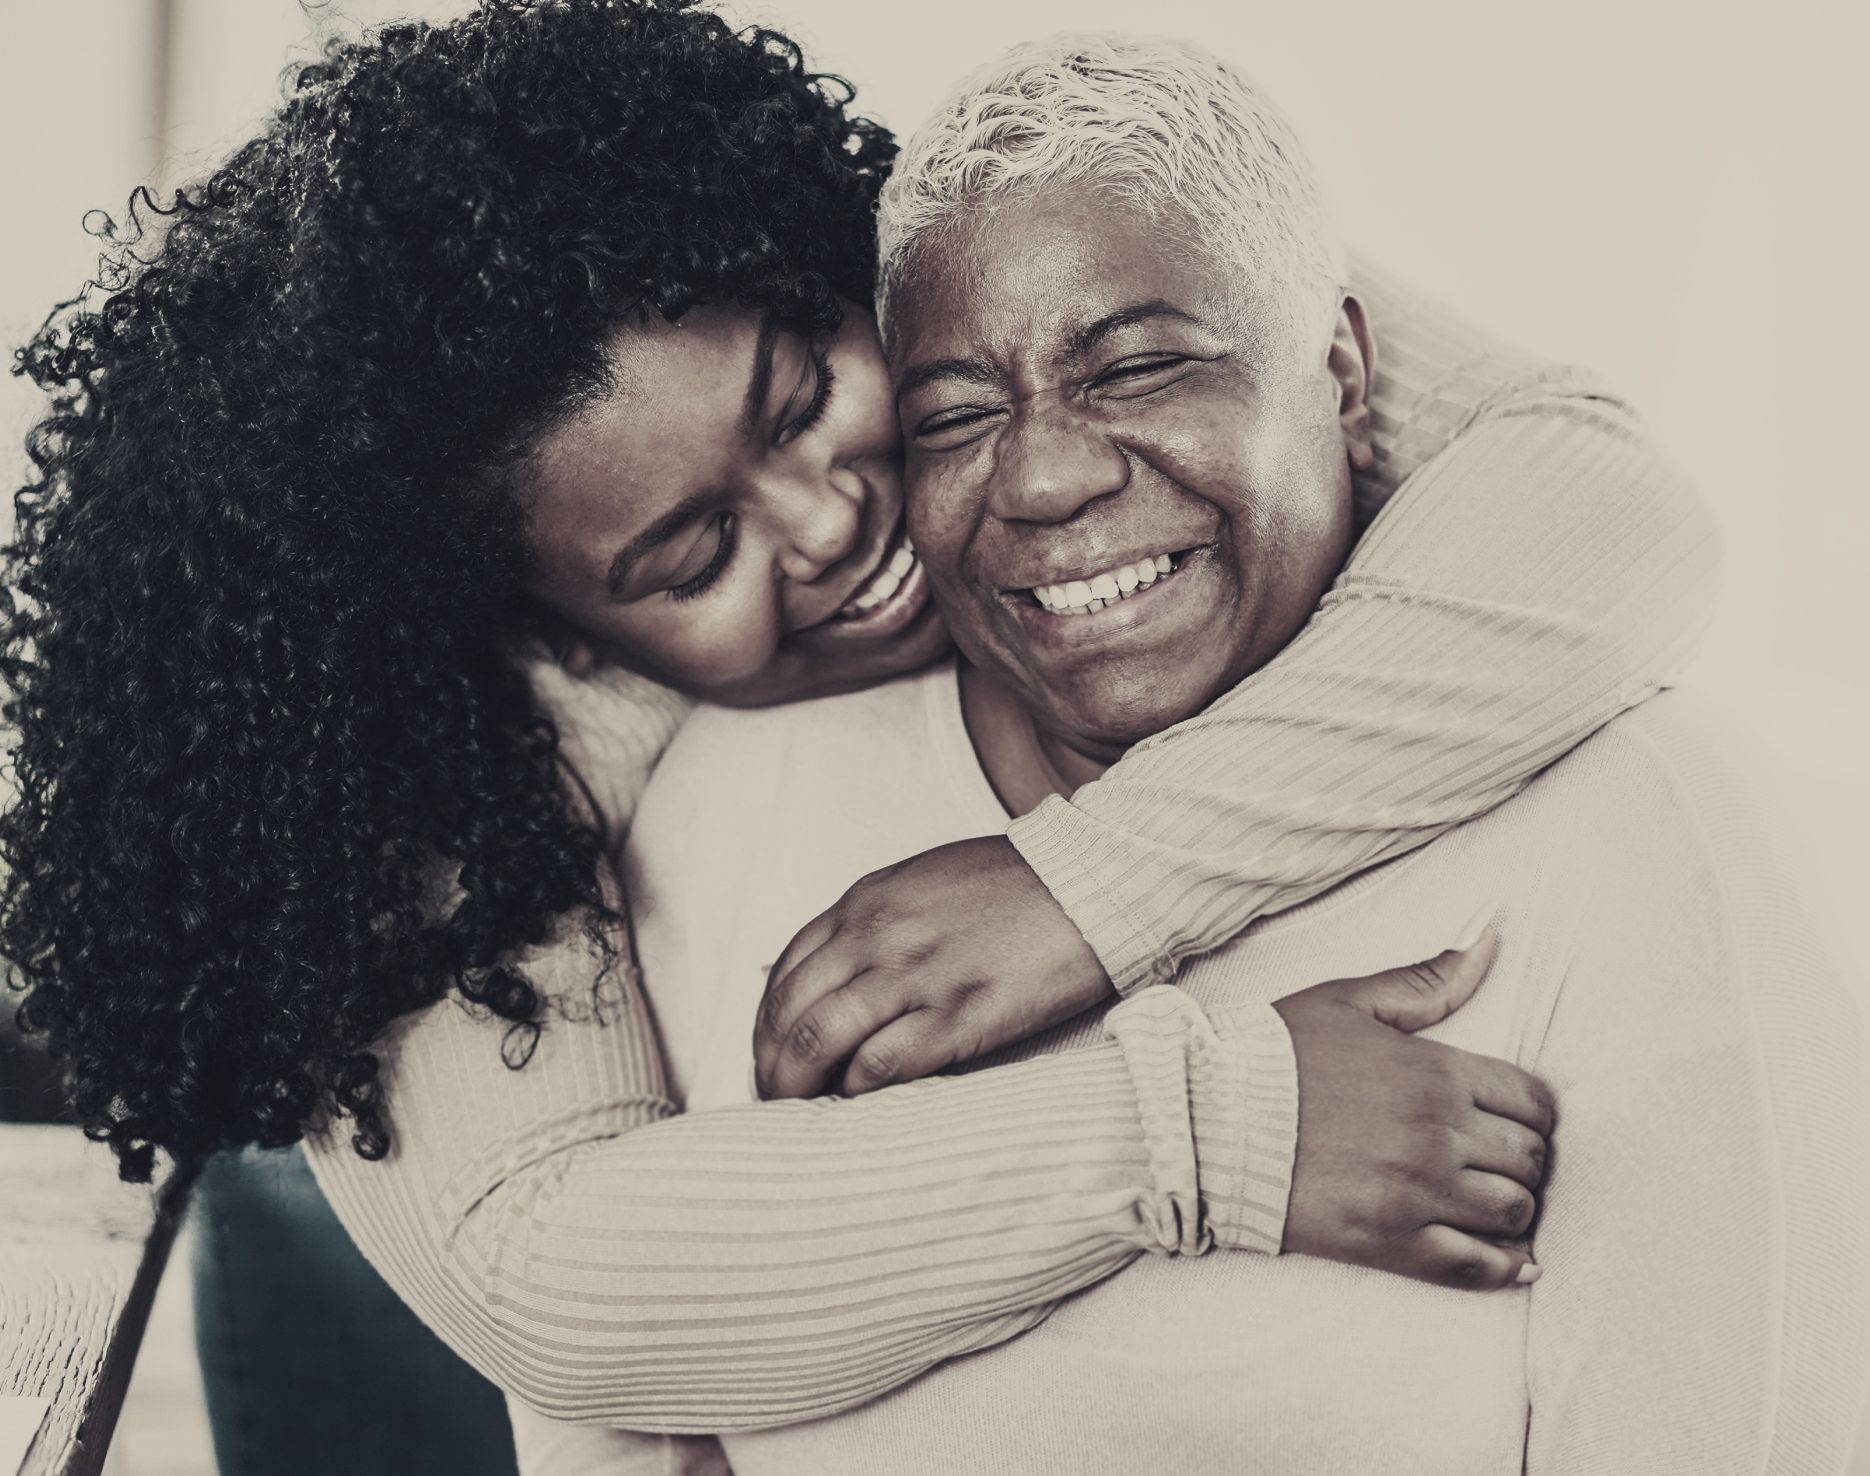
left=1516, top=393, right=1726, bottom=689
left=1594, top=433, right=1725, bottom=690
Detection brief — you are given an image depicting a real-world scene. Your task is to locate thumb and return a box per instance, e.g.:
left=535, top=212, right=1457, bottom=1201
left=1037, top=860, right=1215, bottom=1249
left=561, top=636, right=598, bottom=678
left=1325, top=931, right=1500, bottom=1034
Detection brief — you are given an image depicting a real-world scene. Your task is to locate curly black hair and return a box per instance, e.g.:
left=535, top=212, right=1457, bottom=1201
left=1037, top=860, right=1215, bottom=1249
left=1, top=0, right=895, bottom=1181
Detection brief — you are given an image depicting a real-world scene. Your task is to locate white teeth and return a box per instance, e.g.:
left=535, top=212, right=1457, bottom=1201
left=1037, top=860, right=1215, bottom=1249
left=840, top=531, right=917, bottom=617
left=1031, top=551, right=1183, bottom=614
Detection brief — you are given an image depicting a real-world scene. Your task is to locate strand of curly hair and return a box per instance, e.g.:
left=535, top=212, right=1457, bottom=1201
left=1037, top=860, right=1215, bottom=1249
left=1, top=0, right=895, bottom=1181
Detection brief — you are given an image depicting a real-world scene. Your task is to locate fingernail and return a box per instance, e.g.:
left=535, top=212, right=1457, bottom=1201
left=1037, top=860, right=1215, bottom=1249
left=1514, top=1262, right=1542, bottom=1285
left=1454, top=912, right=1493, bottom=952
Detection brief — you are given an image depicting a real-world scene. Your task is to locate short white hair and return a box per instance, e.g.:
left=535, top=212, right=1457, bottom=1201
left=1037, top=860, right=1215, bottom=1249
left=876, top=33, right=1345, bottom=347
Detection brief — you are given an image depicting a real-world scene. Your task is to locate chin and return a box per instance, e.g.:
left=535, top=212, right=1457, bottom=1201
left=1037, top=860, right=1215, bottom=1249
left=1041, top=675, right=1215, bottom=753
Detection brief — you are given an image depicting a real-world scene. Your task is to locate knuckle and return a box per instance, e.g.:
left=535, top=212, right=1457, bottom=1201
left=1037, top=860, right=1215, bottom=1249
left=1496, top=1189, right=1534, bottom=1237
left=785, top=1013, right=831, bottom=1065
left=1440, top=1252, right=1493, bottom=1292
left=1364, top=1179, right=1418, bottom=1236
left=851, top=1039, right=902, bottom=1088
left=756, top=985, right=792, bottom=1041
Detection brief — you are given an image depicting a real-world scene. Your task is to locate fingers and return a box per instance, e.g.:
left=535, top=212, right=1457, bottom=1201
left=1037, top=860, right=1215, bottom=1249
left=1323, top=932, right=1501, bottom=1034
left=1469, top=1054, right=1558, bottom=1137
left=1407, top=1223, right=1540, bottom=1292
left=1463, top=1117, right=1549, bottom=1191
left=757, top=965, right=911, bottom=1100
left=754, top=912, right=844, bottom=1083
left=838, top=1009, right=968, bottom=1097
left=1439, top=1168, right=1539, bottom=1241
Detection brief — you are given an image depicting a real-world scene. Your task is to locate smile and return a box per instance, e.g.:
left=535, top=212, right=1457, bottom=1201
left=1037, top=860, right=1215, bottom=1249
left=838, top=526, right=918, bottom=620
left=1025, top=551, right=1189, bottom=616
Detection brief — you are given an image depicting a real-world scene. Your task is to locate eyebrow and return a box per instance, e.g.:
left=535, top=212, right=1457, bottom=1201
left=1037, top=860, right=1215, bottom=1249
left=739, top=312, right=784, bottom=436
left=606, top=489, right=714, bottom=599
left=1068, top=300, right=1206, bottom=356
left=895, top=301, right=1208, bottom=405
left=894, top=356, right=999, bottom=405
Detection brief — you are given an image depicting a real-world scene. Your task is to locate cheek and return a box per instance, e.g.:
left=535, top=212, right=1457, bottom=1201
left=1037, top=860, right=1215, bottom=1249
left=605, top=572, right=788, bottom=694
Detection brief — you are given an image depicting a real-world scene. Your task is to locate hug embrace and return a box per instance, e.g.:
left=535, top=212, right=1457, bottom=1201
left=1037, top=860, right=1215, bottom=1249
left=4, top=1, right=1865, bottom=1473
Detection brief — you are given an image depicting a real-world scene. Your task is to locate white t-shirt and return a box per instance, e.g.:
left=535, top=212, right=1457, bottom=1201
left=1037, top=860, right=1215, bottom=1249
left=594, top=662, right=1868, bottom=1475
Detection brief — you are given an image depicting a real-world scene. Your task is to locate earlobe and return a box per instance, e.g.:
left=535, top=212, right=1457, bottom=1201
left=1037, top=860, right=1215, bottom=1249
left=1329, top=293, right=1377, bottom=473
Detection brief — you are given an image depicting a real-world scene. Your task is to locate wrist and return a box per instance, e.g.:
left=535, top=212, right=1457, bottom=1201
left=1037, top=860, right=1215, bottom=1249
left=1189, top=1001, right=1299, bottom=1255
left=1102, top=989, right=1298, bottom=1257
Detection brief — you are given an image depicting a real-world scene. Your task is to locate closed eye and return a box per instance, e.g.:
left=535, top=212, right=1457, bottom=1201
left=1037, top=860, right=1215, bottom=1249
left=666, top=512, right=739, bottom=602
left=779, top=346, right=836, bottom=444
left=912, top=404, right=1003, bottom=452
left=1092, top=355, right=1189, bottom=394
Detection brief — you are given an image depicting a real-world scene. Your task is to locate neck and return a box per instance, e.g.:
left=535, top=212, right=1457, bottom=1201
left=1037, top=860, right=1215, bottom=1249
left=957, top=659, right=1119, bottom=817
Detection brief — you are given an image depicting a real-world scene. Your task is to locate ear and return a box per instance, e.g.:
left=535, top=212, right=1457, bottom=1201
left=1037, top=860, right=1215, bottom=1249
left=1327, top=293, right=1376, bottom=474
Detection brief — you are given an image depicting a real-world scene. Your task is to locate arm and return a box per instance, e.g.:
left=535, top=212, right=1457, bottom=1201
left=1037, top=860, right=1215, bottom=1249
left=754, top=271, right=1722, bottom=1085
left=301, top=908, right=1298, bottom=1434
left=1014, top=318, right=1723, bottom=993
left=1523, top=698, right=1870, bottom=1472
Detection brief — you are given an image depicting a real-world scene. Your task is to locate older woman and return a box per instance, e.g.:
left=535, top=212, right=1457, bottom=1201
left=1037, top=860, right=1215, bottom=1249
left=2, top=2, right=1716, bottom=1472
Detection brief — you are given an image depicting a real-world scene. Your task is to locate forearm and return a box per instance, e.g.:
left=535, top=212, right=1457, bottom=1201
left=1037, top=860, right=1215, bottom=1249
left=1012, top=388, right=1722, bottom=992
left=305, top=980, right=1295, bottom=1433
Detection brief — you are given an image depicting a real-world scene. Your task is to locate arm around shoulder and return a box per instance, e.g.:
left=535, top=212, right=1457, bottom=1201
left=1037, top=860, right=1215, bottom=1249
left=1011, top=372, right=1725, bottom=993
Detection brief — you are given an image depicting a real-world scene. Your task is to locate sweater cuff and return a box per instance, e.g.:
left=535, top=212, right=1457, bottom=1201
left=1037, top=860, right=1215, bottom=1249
left=1195, top=1001, right=1300, bottom=1255
left=1009, top=795, right=1178, bottom=997
left=1102, top=988, right=1298, bottom=1258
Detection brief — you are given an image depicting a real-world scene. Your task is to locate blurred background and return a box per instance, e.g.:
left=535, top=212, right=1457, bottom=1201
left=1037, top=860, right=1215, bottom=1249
left=1, top=0, right=1864, bottom=1472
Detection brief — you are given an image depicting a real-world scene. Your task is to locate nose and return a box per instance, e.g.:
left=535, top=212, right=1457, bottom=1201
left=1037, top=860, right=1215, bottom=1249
left=761, top=464, right=865, bottom=584
left=988, top=392, right=1130, bottom=524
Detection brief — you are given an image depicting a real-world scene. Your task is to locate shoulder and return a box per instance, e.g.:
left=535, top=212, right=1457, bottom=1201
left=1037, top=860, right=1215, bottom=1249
left=633, top=663, right=957, bottom=876
left=1522, top=692, right=1861, bottom=1006
left=524, top=652, right=696, bottom=841
left=649, top=667, right=939, bottom=802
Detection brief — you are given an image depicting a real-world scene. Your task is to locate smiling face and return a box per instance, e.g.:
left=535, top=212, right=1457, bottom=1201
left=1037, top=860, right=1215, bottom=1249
left=892, top=185, right=1373, bottom=774
left=522, top=301, right=950, bottom=706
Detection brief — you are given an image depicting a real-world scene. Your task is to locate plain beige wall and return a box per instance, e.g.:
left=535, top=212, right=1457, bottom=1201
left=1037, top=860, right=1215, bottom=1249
left=3, top=0, right=1862, bottom=956
left=0, top=2, right=1865, bottom=1469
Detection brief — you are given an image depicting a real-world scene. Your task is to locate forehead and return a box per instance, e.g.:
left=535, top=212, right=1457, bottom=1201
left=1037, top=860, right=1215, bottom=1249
left=890, top=185, right=1258, bottom=370
left=523, top=306, right=762, bottom=557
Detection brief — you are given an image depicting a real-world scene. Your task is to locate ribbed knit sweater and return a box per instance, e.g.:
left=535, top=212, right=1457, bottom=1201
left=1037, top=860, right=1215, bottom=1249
left=540, top=671, right=1868, bottom=1474
left=302, top=262, right=1725, bottom=1433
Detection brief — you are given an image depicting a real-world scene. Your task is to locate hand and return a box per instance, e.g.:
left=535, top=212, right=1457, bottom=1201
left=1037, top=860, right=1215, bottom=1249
left=1274, top=938, right=1556, bottom=1292
left=754, top=836, right=1112, bottom=1099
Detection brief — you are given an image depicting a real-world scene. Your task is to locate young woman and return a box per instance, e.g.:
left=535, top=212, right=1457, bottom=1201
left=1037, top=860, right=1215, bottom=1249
left=1, top=1, right=1718, bottom=1470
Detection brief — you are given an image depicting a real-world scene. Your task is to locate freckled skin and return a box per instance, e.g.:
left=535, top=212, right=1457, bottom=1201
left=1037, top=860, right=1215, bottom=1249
left=889, top=187, right=1375, bottom=801
left=522, top=301, right=950, bottom=707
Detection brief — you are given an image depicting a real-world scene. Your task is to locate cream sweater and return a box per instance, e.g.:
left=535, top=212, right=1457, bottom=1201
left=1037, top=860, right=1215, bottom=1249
left=302, top=263, right=1725, bottom=1431
left=559, top=668, right=1869, bottom=1475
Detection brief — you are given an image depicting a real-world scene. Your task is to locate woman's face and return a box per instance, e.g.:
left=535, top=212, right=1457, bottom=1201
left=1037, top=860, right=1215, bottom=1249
left=521, top=301, right=950, bottom=705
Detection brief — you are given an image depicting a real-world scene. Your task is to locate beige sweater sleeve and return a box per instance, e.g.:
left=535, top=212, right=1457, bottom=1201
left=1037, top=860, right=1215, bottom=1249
left=303, top=894, right=1297, bottom=1431
left=1010, top=260, right=1725, bottom=992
